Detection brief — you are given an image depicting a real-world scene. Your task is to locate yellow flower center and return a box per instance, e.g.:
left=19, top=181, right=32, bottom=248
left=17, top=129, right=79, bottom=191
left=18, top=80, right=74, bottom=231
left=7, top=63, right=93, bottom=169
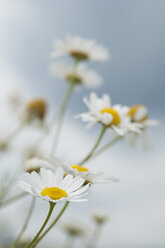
left=69, top=50, right=89, bottom=61
left=127, top=105, right=147, bottom=122
left=41, top=187, right=67, bottom=200
left=71, top=165, right=88, bottom=172
left=66, top=73, right=82, bottom=83
left=100, top=108, right=121, bottom=125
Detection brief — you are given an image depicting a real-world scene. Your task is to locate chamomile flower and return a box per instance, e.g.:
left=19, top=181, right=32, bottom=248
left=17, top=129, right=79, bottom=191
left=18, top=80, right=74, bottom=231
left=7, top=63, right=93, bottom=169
left=50, top=62, right=103, bottom=88
left=51, top=35, right=110, bottom=62
left=30, top=157, right=118, bottom=184
left=76, top=92, right=142, bottom=136
left=62, top=164, right=118, bottom=184
left=127, top=105, right=159, bottom=149
left=127, top=104, right=159, bottom=128
left=18, top=167, right=89, bottom=203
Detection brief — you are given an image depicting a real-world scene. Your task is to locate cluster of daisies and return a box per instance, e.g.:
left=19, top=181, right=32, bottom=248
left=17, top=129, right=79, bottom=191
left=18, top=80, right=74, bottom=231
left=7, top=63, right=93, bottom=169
left=77, top=92, right=158, bottom=136
left=20, top=156, right=118, bottom=204
left=17, top=35, right=158, bottom=206
left=0, top=35, right=158, bottom=247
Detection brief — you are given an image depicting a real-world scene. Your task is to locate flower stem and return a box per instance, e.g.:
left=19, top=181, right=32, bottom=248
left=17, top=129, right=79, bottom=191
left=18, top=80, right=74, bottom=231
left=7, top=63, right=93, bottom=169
left=79, top=126, right=107, bottom=165
left=6, top=122, right=25, bottom=143
left=31, top=202, right=69, bottom=248
left=50, top=59, right=79, bottom=155
left=27, top=202, right=56, bottom=248
left=87, top=223, right=102, bottom=248
left=9, top=197, right=36, bottom=248
left=63, top=235, right=75, bottom=248
left=0, top=192, right=27, bottom=208
left=50, top=81, right=75, bottom=155
left=89, top=135, right=123, bottom=162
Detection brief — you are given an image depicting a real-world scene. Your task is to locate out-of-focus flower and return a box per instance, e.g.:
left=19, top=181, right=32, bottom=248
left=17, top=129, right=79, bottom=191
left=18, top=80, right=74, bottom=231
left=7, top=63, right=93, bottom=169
left=22, top=98, right=47, bottom=124
left=61, top=220, right=87, bottom=237
left=63, top=164, right=118, bottom=184
left=127, top=104, right=159, bottom=128
left=76, top=92, right=142, bottom=136
left=51, top=35, right=110, bottom=62
left=92, top=209, right=109, bottom=225
left=18, top=167, right=89, bottom=203
left=50, top=62, right=103, bottom=88
left=29, top=157, right=118, bottom=184
left=24, top=157, right=54, bottom=173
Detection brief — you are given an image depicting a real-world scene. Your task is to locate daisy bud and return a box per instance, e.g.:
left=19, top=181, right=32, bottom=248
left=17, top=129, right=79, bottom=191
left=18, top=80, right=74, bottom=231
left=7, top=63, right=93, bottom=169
left=92, top=210, right=109, bottom=225
left=25, top=98, right=47, bottom=122
left=0, top=140, right=8, bottom=151
left=61, top=221, right=86, bottom=237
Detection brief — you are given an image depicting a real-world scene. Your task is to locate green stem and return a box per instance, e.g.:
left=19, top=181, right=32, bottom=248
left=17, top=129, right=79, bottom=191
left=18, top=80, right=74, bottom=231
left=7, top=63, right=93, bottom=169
left=31, top=202, right=69, bottom=248
left=63, top=235, right=75, bottom=248
left=87, top=223, right=102, bottom=248
left=79, top=126, right=106, bottom=165
left=9, top=197, right=36, bottom=248
left=0, top=192, right=27, bottom=208
left=50, top=59, right=79, bottom=155
left=27, top=202, right=55, bottom=248
left=89, top=135, right=122, bottom=162
left=6, top=122, right=25, bottom=143
left=50, top=81, right=75, bottom=155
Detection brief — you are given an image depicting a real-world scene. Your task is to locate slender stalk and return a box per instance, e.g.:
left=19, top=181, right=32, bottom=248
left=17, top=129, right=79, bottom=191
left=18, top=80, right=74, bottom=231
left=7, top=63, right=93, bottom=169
left=50, top=81, right=75, bottom=155
left=9, top=197, right=36, bottom=248
left=63, top=235, right=75, bottom=248
left=0, top=192, right=27, bottom=208
left=50, top=59, right=80, bottom=155
left=27, top=202, right=56, bottom=248
left=2, top=167, right=22, bottom=202
left=31, top=202, right=69, bottom=248
left=6, top=122, right=25, bottom=143
left=87, top=223, right=102, bottom=248
left=89, top=135, right=122, bottom=162
left=79, top=126, right=107, bottom=165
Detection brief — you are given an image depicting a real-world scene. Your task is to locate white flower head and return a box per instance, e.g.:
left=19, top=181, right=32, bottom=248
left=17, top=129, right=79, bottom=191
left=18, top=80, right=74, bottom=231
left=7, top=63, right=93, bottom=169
left=31, top=157, right=118, bottom=184
left=50, top=62, right=103, bottom=88
left=51, top=35, right=110, bottom=62
left=76, top=92, right=142, bottom=136
left=18, top=167, right=89, bottom=203
left=127, top=104, right=159, bottom=128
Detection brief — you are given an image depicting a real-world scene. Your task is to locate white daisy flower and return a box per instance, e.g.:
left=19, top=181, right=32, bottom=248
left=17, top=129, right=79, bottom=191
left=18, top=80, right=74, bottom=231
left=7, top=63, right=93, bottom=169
left=127, top=104, right=159, bottom=128
left=18, top=167, right=89, bottom=203
left=51, top=35, right=110, bottom=62
left=30, top=157, right=118, bottom=184
left=50, top=62, right=103, bottom=88
left=76, top=92, right=142, bottom=136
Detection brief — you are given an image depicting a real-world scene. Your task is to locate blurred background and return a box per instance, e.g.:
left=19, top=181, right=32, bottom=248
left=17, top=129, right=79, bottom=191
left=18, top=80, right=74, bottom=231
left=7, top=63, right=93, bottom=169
left=0, top=0, right=164, bottom=247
